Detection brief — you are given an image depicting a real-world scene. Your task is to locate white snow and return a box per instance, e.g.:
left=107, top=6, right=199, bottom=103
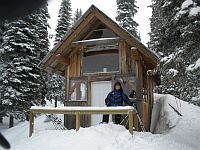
left=31, top=106, right=134, bottom=111
left=189, top=6, right=200, bottom=16
left=1, top=94, right=200, bottom=150
left=181, top=0, right=194, bottom=10
left=178, top=0, right=200, bottom=17
left=168, top=69, right=178, bottom=76
left=186, top=58, right=200, bottom=71
left=162, top=1, right=172, bottom=8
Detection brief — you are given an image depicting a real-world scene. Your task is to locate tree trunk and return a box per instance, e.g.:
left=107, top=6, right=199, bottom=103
left=55, top=99, right=57, bottom=108
left=0, top=116, right=3, bottom=123
left=9, top=115, right=14, bottom=128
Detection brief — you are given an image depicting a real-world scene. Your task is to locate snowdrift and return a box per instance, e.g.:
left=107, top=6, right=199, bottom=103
left=1, top=94, right=200, bottom=150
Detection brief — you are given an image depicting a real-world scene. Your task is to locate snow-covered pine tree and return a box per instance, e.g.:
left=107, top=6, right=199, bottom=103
left=0, top=6, right=50, bottom=124
left=0, top=22, right=8, bottom=123
left=150, top=0, right=200, bottom=105
left=54, top=0, right=72, bottom=45
left=116, top=0, right=140, bottom=40
left=46, top=0, right=72, bottom=104
left=46, top=74, right=65, bottom=107
left=148, top=0, right=164, bottom=54
left=72, top=8, right=82, bottom=24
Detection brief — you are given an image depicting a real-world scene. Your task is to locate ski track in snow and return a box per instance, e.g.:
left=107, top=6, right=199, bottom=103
left=1, top=94, right=200, bottom=150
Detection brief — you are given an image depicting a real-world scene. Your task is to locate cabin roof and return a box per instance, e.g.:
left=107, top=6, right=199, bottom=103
left=39, top=5, right=159, bottom=76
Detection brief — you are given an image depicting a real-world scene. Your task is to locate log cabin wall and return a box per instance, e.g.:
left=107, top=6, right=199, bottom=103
left=69, top=48, right=81, bottom=78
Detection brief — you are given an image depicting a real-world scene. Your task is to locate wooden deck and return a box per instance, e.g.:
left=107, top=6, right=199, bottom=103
left=29, top=106, right=136, bottom=137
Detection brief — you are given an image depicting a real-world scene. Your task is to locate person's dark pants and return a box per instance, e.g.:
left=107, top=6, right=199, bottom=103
left=102, top=114, right=121, bottom=124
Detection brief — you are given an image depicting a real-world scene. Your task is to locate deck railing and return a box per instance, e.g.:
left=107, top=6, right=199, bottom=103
left=29, top=106, right=136, bottom=137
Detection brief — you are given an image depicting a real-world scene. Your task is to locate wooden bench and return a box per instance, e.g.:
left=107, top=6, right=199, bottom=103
left=29, top=106, right=136, bottom=137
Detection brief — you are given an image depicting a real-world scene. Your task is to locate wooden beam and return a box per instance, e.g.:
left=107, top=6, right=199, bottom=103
left=134, top=113, right=138, bottom=131
left=71, top=37, right=121, bottom=47
left=76, top=112, right=81, bottom=131
left=128, top=110, right=133, bottom=134
left=43, top=12, right=96, bottom=69
left=119, top=41, right=127, bottom=74
left=85, top=45, right=118, bottom=53
left=29, top=111, right=34, bottom=137
left=136, top=60, right=143, bottom=101
left=84, top=49, right=118, bottom=57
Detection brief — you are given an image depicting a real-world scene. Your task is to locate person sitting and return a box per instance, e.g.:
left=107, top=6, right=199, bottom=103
left=102, top=82, right=132, bottom=124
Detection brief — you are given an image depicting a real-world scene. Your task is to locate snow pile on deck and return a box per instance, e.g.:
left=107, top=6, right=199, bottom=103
left=1, top=94, right=200, bottom=150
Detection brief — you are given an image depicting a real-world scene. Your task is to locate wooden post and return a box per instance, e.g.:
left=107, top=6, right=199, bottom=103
left=76, top=112, right=81, bottom=131
left=128, top=110, right=133, bottom=134
left=29, top=111, right=34, bottom=137
left=134, top=113, right=138, bottom=131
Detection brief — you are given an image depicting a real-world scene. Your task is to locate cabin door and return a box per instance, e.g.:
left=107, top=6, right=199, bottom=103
left=91, top=81, right=112, bottom=126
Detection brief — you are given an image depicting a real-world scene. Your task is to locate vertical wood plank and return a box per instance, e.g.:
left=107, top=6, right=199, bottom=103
left=29, top=111, right=34, bottom=137
left=119, top=41, right=127, bottom=74
left=76, top=112, right=81, bottom=131
left=87, top=76, right=92, bottom=126
left=64, top=66, right=70, bottom=127
left=76, top=50, right=81, bottom=77
left=134, top=113, right=138, bottom=131
left=128, top=110, right=133, bottom=134
left=136, top=60, right=143, bottom=100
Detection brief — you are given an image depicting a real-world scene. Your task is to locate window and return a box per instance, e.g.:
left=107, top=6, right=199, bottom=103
left=86, top=28, right=117, bottom=40
left=69, top=78, right=87, bottom=101
left=82, top=50, right=119, bottom=74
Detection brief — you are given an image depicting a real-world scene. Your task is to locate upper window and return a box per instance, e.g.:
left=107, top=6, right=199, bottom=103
left=82, top=50, right=119, bottom=74
left=86, top=28, right=117, bottom=40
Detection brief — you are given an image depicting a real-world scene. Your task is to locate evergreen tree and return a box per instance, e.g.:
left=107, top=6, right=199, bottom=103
left=148, top=0, right=164, bottom=54
left=72, top=8, right=82, bottom=24
left=150, top=0, right=200, bottom=105
left=46, top=74, right=65, bottom=106
left=46, top=0, right=72, bottom=103
left=116, top=0, right=140, bottom=40
left=54, top=0, right=72, bottom=45
left=0, top=5, right=50, bottom=122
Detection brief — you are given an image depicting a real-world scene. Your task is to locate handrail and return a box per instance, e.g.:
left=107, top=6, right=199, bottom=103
left=29, top=106, right=136, bottom=137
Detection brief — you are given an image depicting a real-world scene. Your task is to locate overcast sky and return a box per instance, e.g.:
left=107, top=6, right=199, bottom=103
left=48, top=0, right=152, bottom=46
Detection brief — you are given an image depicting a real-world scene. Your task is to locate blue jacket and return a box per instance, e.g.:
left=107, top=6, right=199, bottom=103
left=105, top=90, right=132, bottom=106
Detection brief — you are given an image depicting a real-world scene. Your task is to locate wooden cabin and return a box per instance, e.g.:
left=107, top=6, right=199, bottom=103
left=39, top=5, right=160, bottom=131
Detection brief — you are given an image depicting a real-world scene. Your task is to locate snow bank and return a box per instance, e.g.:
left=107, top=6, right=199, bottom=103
left=1, top=94, right=200, bottom=150
left=151, top=94, right=200, bottom=149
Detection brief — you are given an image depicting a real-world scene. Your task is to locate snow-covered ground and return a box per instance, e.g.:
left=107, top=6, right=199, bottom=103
left=1, top=94, right=200, bottom=150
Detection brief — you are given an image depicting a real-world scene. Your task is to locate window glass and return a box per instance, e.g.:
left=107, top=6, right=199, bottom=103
left=69, top=79, right=87, bottom=101
left=82, top=52, right=119, bottom=74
